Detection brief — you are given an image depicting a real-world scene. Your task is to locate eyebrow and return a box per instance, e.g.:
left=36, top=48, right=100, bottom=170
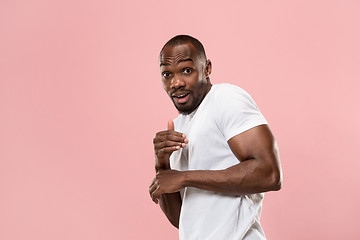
left=160, top=58, right=193, bottom=67
left=160, top=62, right=170, bottom=66
left=177, top=58, right=193, bottom=64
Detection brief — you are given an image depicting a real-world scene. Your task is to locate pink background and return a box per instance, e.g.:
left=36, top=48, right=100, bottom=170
left=1, top=1, right=359, bottom=239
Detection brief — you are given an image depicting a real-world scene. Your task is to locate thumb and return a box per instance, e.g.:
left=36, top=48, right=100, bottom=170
left=167, top=120, right=174, bottom=131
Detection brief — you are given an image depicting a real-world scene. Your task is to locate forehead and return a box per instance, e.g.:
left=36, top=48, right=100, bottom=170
left=160, top=43, right=200, bottom=65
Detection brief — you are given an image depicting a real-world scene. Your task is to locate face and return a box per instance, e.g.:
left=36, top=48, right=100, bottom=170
left=159, top=43, right=212, bottom=115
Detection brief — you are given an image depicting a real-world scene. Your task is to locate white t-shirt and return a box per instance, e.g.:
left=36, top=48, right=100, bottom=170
left=170, top=83, right=268, bottom=240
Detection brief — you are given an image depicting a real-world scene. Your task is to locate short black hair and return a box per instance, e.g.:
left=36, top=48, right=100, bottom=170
left=160, top=35, right=207, bottom=60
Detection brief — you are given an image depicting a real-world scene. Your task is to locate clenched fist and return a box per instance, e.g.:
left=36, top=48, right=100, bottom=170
left=153, top=120, right=188, bottom=171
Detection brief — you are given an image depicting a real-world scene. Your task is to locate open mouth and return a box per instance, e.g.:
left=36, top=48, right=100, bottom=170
left=172, top=92, right=190, bottom=104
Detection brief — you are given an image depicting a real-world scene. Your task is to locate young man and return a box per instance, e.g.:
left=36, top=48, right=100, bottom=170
left=149, top=35, right=282, bottom=239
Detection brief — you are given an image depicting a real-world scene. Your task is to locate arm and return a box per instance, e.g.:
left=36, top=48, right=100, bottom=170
left=159, top=192, right=182, bottom=228
left=149, top=176, right=182, bottom=228
left=149, top=120, right=187, bottom=228
left=151, top=124, right=282, bottom=199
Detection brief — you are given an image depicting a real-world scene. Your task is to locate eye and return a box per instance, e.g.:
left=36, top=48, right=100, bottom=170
left=183, top=68, right=192, bottom=74
left=162, top=72, right=171, bottom=78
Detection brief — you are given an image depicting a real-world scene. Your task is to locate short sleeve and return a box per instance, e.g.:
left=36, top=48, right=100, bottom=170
left=214, top=84, right=268, bottom=141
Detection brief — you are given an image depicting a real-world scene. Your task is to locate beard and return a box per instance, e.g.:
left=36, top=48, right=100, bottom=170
left=173, top=99, right=197, bottom=115
left=172, top=84, right=209, bottom=115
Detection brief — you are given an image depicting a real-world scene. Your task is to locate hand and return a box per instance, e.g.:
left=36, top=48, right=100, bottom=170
left=153, top=120, right=188, bottom=171
left=149, top=169, right=185, bottom=204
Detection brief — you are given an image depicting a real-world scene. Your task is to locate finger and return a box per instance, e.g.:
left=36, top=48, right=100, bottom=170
left=149, top=177, right=156, bottom=188
left=153, top=134, right=186, bottom=144
left=155, top=146, right=182, bottom=155
left=167, top=120, right=174, bottom=131
left=154, top=141, right=186, bottom=150
left=156, top=130, right=182, bottom=136
left=149, top=181, right=159, bottom=204
left=155, top=130, right=185, bottom=138
left=151, top=186, right=161, bottom=203
left=152, top=187, right=163, bottom=202
left=149, top=181, right=158, bottom=195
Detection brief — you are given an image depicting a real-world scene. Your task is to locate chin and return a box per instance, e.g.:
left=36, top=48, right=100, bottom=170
left=178, top=110, right=191, bottom=115
left=176, top=106, right=197, bottom=115
left=172, top=97, right=199, bottom=115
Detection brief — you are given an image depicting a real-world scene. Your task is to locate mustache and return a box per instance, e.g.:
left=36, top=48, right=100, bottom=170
left=170, top=87, right=190, bottom=95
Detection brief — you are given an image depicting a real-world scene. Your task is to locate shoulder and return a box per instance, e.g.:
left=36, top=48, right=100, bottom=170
left=211, top=83, right=255, bottom=105
left=212, top=83, right=249, bottom=96
left=211, top=84, right=267, bottom=140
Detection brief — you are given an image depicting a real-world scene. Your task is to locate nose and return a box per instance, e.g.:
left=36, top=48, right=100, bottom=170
left=170, top=74, right=185, bottom=89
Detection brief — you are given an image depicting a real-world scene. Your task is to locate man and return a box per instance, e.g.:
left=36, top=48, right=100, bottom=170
left=149, top=35, right=282, bottom=239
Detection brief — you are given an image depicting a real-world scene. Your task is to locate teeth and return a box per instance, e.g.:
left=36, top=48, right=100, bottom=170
left=176, top=93, right=188, bottom=98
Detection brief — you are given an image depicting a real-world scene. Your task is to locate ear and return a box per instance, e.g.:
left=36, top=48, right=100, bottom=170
left=205, top=59, right=212, bottom=78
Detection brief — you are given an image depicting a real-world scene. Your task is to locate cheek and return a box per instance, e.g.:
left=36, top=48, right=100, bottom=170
left=186, top=73, right=200, bottom=85
left=161, top=79, right=171, bottom=93
left=188, top=74, right=203, bottom=88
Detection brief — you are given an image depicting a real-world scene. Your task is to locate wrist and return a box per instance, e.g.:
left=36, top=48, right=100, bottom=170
left=155, top=165, right=171, bottom=173
left=181, top=171, right=191, bottom=188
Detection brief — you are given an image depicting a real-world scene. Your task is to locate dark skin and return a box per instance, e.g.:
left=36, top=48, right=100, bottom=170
left=149, top=42, right=282, bottom=228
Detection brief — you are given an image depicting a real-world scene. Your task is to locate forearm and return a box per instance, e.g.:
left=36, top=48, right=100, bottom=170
left=159, top=192, right=182, bottom=228
left=183, top=159, right=282, bottom=195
